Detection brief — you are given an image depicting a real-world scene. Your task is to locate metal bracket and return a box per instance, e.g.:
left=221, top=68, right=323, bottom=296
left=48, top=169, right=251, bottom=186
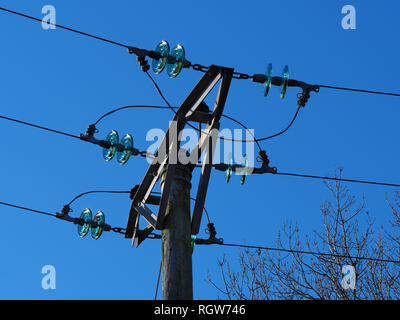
left=195, top=223, right=223, bottom=245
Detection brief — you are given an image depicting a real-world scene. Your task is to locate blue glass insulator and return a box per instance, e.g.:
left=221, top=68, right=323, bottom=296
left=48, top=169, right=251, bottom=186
left=152, top=40, right=170, bottom=74
left=280, top=65, right=289, bottom=99
left=240, top=157, right=248, bottom=185
left=117, top=134, right=133, bottom=165
left=264, top=63, right=273, bottom=97
left=102, top=130, right=119, bottom=161
left=191, top=234, right=196, bottom=253
left=225, top=153, right=233, bottom=183
left=78, top=208, right=92, bottom=238
left=91, top=211, right=105, bottom=240
left=167, top=44, right=185, bottom=78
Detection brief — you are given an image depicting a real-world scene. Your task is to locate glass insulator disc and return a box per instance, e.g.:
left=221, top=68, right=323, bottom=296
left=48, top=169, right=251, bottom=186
left=191, top=234, right=197, bottom=253
left=117, top=134, right=133, bottom=165
left=264, top=64, right=273, bottom=97
left=225, top=153, right=233, bottom=183
left=91, top=211, right=105, bottom=240
left=152, top=40, right=170, bottom=74
left=280, top=65, right=289, bottom=99
left=78, top=208, right=92, bottom=238
left=102, top=130, right=119, bottom=161
left=240, top=157, right=248, bottom=185
left=167, top=44, right=185, bottom=78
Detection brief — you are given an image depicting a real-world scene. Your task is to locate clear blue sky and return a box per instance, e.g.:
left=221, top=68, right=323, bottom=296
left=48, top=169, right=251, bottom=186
left=0, top=0, right=399, bottom=299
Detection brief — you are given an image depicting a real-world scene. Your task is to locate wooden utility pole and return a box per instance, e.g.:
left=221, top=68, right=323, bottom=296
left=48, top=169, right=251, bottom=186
left=123, top=66, right=233, bottom=300
left=160, top=162, right=193, bottom=300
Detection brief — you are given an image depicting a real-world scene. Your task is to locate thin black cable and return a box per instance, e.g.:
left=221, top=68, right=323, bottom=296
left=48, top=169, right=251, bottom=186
left=146, top=71, right=299, bottom=148
left=154, top=259, right=162, bottom=300
left=94, top=105, right=171, bottom=126
left=145, top=71, right=204, bottom=134
left=0, top=200, right=127, bottom=234
left=145, top=70, right=253, bottom=145
left=94, top=103, right=299, bottom=149
left=319, top=84, right=400, bottom=97
left=220, top=114, right=262, bottom=151
left=218, top=242, right=400, bottom=264
left=0, top=113, right=155, bottom=160
left=273, top=171, right=400, bottom=188
left=67, top=190, right=130, bottom=206
left=0, top=201, right=57, bottom=218
left=0, top=115, right=80, bottom=139
left=93, top=104, right=262, bottom=150
left=0, top=7, right=129, bottom=49
left=252, top=106, right=301, bottom=142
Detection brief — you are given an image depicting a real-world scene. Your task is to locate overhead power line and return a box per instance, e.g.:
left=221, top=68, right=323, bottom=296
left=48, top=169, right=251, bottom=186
left=0, top=7, right=130, bottom=49
left=0, top=201, right=57, bottom=218
left=318, top=84, right=400, bottom=97
left=0, top=199, right=127, bottom=236
left=273, top=171, right=400, bottom=188
left=0, top=115, right=80, bottom=139
left=0, top=188, right=212, bottom=234
left=217, top=242, right=400, bottom=265
left=2, top=199, right=396, bottom=265
left=213, top=161, right=400, bottom=189
left=2, top=6, right=400, bottom=99
left=1, top=110, right=399, bottom=190
left=0, top=104, right=301, bottom=155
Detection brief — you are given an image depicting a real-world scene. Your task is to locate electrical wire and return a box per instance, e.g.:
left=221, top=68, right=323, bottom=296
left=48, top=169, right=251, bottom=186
left=217, top=242, right=400, bottom=264
left=319, top=84, right=400, bottom=97
left=93, top=104, right=265, bottom=150
left=219, top=114, right=262, bottom=150
left=0, top=7, right=129, bottom=49
left=4, top=5, right=400, bottom=270
left=2, top=200, right=399, bottom=265
left=3, top=6, right=400, bottom=100
left=67, top=190, right=130, bottom=206
left=0, top=200, right=127, bottom=232
left=144, top=71, right=209, bottom=135
left=154, top=259, right=162, bottom=300
left=0, top=115, right=80, bottom=139
left=2, top=109, right=400, bottom=190
left=273, top=171, right=400, bottom=188
left=93, top=105, right=172, bottom=126
left=2, top=109, right=399, bottom=190
left=251, top=106, right=301, bottom=142
left=145, top=71, right=299, bottom=149
left=210, top=164, right=400, bottom=189
left=0, top=201, right=57, bottom=218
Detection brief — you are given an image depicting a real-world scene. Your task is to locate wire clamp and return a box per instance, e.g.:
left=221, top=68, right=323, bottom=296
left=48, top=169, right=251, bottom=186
left=256, top=150, right=277, bottom=174
left=137, top=55, right=150, bottom=73
left=297, top=85, right=319, bottom=108
left=196, top=223, right=224, bottom=245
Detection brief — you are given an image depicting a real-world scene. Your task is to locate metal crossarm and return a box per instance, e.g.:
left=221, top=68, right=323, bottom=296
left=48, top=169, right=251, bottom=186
left=125, top=65, right=224, bottom=240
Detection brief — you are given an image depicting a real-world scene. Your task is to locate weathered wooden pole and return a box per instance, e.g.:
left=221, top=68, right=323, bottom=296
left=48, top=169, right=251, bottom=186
left=160, top=162, right=193, bottom=300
